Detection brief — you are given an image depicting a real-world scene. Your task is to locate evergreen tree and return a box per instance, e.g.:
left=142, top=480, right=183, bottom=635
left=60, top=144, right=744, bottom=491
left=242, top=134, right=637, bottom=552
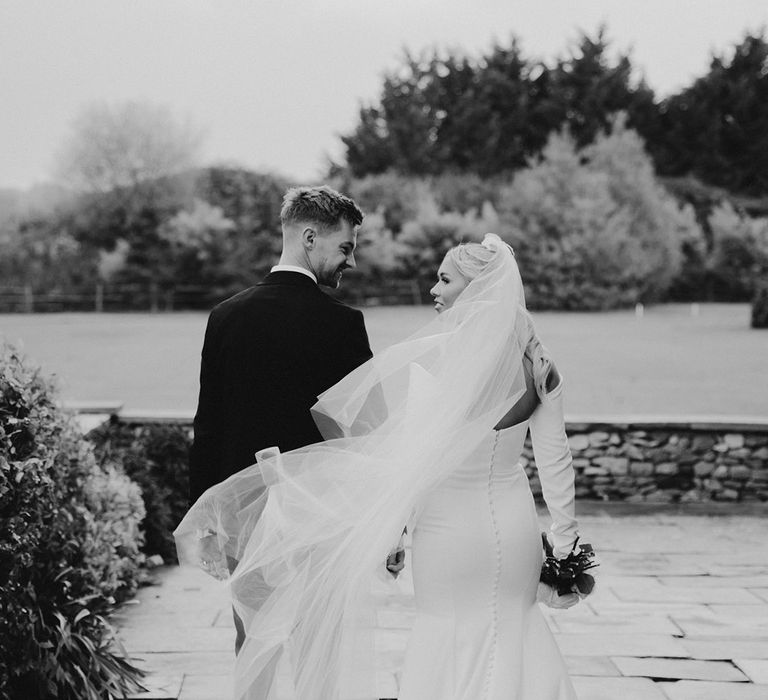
left=340, top=30, right=656, bottom=179
left=550, top=27, right=658, bottom=149
left=650, top=32, right=768, bottom=196
left=343, top=52, right=444, bottom=177
left=431, top=42, right=558, bottom=175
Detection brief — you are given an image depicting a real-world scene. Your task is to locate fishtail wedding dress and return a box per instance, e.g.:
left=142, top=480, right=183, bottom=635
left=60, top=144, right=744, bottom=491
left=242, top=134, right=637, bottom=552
left=175, top=234, right=582, bottom=700
left=399, top=379, right=577, bottom=699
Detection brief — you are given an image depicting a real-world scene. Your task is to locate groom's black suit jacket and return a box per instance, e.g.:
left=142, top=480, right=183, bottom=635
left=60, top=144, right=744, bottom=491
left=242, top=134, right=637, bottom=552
left=189, top=271, right=372, bottom=503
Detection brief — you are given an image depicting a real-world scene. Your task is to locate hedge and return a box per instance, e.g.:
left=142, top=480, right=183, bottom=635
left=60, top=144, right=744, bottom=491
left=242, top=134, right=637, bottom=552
left=90, top=421, right=192, bottom=564
left=0, top=345, right=146, bottom=699
left=752, top=285, right=768, bottom=329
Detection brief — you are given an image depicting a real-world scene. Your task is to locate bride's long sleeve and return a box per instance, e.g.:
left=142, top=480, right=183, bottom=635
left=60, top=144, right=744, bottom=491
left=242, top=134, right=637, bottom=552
left=528, top=377, right=579, bottom=558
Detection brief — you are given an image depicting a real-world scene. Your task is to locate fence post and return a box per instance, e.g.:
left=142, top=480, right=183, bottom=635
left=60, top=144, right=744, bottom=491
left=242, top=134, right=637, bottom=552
left=23, top=284, right=34, bottom=313
left=95, top=283, right=104, bottom=312
left=410, top=279, right=422, bottom=305
left=149, top=282, right=159, bottom=313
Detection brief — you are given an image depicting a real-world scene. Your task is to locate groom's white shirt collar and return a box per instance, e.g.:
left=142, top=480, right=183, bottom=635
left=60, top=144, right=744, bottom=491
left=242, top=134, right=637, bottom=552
left=270, top=265, right=317, bottom=284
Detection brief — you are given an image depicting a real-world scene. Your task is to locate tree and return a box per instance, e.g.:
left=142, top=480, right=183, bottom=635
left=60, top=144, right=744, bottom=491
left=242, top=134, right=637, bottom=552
left=341, top=43, right=555, bottom=177
left=550, top=28, right=658, bottom=149
left=52, top=102, right=202, bottom=272
left=583, top=114, right=699, bottom=301
left=341, top=106, right=394, bottom=177
left=347, top=172, right=434, bottom=233
left=193, top=167, right=289, bottom=285
left=157, top=198, right=237, bottom=293
left=56, top=101, right=202, bottom=194
left=497, top=119, right=700, bottom=309
left=0, top=214, right=98, bottom=296
left=194, top=167, right=288, bottom=239
left=433, top=42, right=559, bottom=176
left=342, top=51, right=445, bottom=177
left=428, top=172, right=506, bottom=215
left=650, top=32, right=768, bottom=196
left=705, top=202, right=768, bottom=300
left=339, top=30, right=657, bottom=179
left=397, top=194, right=500, bottom=282
left=352, top=210, right=410, bottom=281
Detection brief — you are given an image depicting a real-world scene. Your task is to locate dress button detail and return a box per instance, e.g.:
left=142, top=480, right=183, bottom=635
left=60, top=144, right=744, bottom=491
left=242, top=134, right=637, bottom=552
left=483, top=431, right=502, bottom=700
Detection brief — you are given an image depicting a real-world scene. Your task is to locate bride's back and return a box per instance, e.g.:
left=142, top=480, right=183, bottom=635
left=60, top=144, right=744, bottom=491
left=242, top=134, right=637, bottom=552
left=494, top=356, right=561, bottom=431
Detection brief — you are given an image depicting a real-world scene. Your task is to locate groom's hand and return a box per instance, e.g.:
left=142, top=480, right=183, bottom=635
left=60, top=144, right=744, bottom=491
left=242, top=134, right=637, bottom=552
left=385, top=547, right=405, bottom=578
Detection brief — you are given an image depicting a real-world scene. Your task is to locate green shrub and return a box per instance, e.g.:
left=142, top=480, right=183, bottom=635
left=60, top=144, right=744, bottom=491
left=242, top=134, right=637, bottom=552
left=0, top=344, right=146, bottom=699
left=397, top=195, right=500, bottom=283
left=347, top=171, right=432, bottom=234
left=498, top=117, right=701, bottom=310
left=752, top=285, right=768, bottom=328
left=90, top=422, right=192, bottom=564
left=353, top=210, right=410, bottom=282
left=707, top=203, right=768, bottom=301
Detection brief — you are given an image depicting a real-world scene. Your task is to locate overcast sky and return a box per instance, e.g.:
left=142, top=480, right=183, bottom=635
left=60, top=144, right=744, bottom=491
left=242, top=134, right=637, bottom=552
left=1, top=0, right=766, bottom=190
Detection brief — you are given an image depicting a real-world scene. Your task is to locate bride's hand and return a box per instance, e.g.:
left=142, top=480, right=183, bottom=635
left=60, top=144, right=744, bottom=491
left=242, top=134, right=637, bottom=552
left=196, top=531, right=229, bottom=580
left=536, top=582, right=580, bottom=609
left=385, top=534, right=406, bottom=578
left=386, top=549, right=405, bottom=578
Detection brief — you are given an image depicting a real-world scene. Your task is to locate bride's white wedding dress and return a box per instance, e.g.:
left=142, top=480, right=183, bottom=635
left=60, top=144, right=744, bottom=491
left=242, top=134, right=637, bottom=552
left=400, top=381, right=577, bottom=700
left=174, top=235, right=583, bottom=700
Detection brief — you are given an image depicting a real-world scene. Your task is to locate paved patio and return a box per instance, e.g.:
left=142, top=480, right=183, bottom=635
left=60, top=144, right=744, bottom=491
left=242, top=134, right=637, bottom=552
left=116, top=503, right=768, bottom=700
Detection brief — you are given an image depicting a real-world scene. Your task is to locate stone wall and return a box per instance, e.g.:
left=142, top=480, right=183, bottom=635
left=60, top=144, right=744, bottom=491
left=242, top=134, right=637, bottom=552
left=523, top=419, right=768, bottom=503
left=79, top=410, right=768, bottom=504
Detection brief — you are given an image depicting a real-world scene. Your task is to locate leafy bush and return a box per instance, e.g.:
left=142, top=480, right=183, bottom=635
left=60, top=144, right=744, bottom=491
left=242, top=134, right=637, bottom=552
left=0, top=344, right=146, bottom=699
left=397, top=195, right=501, bottom=283
left=428, top=172, right=506, bottom=215
left=752, top=285, right=768, bottom=329
left=90, top=422, right=192, bottom=563
left=498, top=118, right=701, bottom=309
left=354, top=210, right=410, bottom=281
left=347, top=172, right=433, bottom=233
left=706, top=203, right=768, bottom=301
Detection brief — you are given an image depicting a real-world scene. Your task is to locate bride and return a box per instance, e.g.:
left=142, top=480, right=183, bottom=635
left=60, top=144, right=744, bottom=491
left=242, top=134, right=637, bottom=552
left=175, top=233, right=590, bottom=700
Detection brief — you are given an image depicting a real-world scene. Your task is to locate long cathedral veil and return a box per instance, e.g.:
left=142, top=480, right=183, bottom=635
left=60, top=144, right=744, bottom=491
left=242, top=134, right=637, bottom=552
left=174, top=234, right=531, bottom=699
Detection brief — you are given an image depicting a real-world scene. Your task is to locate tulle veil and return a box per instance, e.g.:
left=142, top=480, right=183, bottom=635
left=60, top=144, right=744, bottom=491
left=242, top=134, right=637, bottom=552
left=174, top=233, right=533, bottom=699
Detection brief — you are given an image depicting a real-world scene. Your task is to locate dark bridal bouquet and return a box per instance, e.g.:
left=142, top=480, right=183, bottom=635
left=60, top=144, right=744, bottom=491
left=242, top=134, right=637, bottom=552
left=540, top=534, right=598, bottom=596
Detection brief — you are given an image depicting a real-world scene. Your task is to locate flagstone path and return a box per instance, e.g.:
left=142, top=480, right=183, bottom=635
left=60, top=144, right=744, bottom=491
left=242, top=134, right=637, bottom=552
left=116, top=503, right=768, bottom=700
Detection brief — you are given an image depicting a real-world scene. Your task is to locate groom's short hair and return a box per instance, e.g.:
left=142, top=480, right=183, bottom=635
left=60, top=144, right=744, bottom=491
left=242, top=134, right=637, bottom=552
left=280, top=186, right=363, bottom=231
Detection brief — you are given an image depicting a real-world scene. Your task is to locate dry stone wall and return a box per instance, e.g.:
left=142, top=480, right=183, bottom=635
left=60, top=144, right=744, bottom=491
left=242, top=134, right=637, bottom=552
left=523, top=420, right=768, bottom=503
left=89, top=412, right=768, bottom=504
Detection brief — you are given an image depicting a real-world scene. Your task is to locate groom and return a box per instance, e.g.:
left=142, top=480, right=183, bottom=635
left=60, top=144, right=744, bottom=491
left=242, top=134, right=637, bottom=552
left=189, top=185, right=374, bottom=653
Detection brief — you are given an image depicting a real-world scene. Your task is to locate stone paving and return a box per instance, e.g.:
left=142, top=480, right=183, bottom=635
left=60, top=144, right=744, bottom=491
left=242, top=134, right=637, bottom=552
left=116, top=504, right=768, bottom=700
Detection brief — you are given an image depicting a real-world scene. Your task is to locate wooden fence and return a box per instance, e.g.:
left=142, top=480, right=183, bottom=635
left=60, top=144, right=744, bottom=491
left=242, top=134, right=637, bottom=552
left=0, top=279, right=428, bottom=313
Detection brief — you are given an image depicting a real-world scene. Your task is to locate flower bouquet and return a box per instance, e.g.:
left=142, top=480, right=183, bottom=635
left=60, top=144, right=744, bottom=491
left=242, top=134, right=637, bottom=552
left=540, top=534, right=598, bottom=596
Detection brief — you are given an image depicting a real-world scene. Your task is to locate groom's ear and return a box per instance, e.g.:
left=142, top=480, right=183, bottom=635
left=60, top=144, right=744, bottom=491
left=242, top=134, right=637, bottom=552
left=302, top=226, right=317, bottom=250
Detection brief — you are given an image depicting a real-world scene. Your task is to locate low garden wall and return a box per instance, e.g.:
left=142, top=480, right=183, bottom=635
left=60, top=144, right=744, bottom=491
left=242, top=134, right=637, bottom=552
left=83, top=409, right=768, bottom=505
left=523, top=417, right=768, bottom=503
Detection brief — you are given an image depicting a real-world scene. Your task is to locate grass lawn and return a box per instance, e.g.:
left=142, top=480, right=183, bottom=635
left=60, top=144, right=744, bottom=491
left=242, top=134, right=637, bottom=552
left=1, top=303, right=766, bottom=418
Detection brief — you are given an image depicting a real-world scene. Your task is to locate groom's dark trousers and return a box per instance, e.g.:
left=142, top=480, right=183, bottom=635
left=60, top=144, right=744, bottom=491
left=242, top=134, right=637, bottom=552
left=190, top=270, right=372, bottom=502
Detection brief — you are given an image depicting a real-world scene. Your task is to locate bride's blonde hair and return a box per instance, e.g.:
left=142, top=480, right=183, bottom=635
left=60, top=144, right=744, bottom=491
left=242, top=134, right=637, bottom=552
left=445, top=238, right=555, bottom=400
